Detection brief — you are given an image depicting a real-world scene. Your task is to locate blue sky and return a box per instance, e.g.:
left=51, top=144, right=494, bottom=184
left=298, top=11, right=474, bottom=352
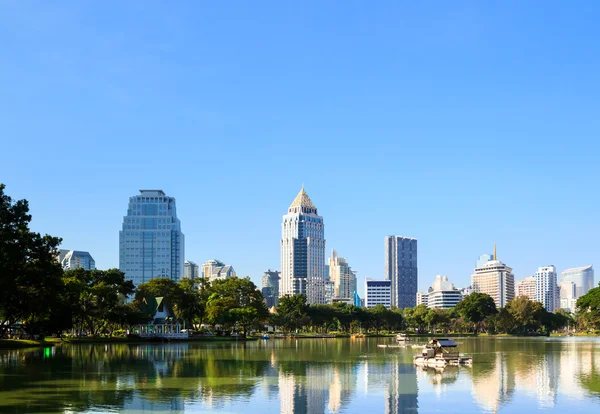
left=1, top=1, right=599, bottom=294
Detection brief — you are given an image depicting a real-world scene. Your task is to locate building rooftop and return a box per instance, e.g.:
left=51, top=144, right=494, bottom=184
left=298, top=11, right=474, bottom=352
left=562, top=265, right=593, bottom=273
left=289, top=186, right=316, bottom=209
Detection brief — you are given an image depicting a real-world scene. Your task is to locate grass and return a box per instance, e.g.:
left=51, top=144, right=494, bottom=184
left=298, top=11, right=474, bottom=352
left=0, top=339, right=56, bottom=349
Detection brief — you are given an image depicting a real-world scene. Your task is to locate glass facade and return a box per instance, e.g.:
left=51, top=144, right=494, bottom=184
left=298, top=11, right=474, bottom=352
left=61, top=250, right=96, bottom=271
left=561, top=265, right=594, bottom=298
left=384, top=236, right=418, bottom=309
left=119, top=190, right=184, bottom=287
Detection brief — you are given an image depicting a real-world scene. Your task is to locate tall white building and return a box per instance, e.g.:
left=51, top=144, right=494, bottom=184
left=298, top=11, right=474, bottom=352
left=536, top=266, right=558, bottom=312
left=328, top=249, right=357, bottom=300
left=416, top=291, right=429, bottom=307
left=384, top=236, right=418, bottom=308
left=561, top=265, right=594, bottom=298
left=472, top=248, right=515, bottom=309
left=119, top=190, right=184, bottom=287
left=426, top=275, right=463, bottom=309
left=202, top=259, right=236, bottom=282
left=61, top=250, right=96, bottom=271
left=516, top=276, right=537, bottom=300
left=365, top=278, right=391, bottom=308
left=280, top=187, right=326, bottom=304
left=183, top=260, right=200, bottom=279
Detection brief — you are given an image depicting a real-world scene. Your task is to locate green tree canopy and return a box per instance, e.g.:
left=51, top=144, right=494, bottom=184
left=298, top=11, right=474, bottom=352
left=0, top=184, right=64, bottom=338
left=455, top=292, right=497, bottom=329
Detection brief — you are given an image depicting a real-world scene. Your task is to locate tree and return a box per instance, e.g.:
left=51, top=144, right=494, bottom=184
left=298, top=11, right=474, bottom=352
left=0, top=184, right=64, bottom=338
left=276, top=294, right=309, bottom=332
left=205, top=277, right=267, bottom=335
left=368, top=305, right=389, bottom=334
left=455, top=293, right=497, bottom=332
left=64, top=268, right=135, bottom=336
left=135, top=278, right=184, bottom=311
left=576, top=286, right=600, bottom=331
left=177, top=277, right=204, bottom=328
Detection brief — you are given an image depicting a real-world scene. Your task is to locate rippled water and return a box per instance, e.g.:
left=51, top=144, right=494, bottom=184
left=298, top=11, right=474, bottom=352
left=0, top=337, right=599, bottom=413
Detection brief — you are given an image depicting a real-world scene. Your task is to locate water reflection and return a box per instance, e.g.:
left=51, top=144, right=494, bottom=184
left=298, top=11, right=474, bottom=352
left=0, top=338, right=599, bottom=413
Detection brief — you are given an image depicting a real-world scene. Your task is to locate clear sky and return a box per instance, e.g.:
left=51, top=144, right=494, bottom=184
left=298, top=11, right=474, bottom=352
left=1, top=1, right=599, bottom=295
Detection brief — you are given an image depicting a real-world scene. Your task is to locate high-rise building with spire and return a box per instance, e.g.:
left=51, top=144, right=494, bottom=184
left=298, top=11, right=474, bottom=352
left=280, top=186, right=326, bottom=304
left=471, top=244, right=515, bottom=308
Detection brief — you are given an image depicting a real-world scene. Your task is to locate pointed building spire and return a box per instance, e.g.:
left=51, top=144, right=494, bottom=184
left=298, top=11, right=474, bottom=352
left=494, top=242, right=497, bottom=261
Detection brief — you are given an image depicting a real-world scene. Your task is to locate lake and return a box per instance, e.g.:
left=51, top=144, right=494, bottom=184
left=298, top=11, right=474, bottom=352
left=0, top=337, right=599, bottom=413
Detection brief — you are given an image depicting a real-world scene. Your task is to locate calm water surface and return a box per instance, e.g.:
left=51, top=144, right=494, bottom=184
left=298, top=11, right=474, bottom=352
left=0, top=337, right=599, bottom=413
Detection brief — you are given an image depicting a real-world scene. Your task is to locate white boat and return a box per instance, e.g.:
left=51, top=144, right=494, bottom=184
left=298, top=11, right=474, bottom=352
left=396, top=333, right=411, bottom=342
left=413, top=338, right=472, bottom=367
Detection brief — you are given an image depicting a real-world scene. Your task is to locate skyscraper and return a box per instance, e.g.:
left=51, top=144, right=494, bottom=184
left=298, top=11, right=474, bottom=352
left=536, top=265, right=558, bottom=312
left=183, top=260, right=199, bottom=279
left=561, top=265, right=594, bottom=298
left=328, top=249, right=357, bottom=300
left=119, top=190, right=184, bottom=287
left=61, top=250, right=96, bottom=271
left=262, top=269, right=280, bottom=308
left=365, top=278, right=392, bottom=308
left=471, top=246, right=515, bottom=308
left=425, top=275, right=462, bottom=309
left=280, top=187, right=326, bottom=304
left=384, top=236, right=418, bottom=308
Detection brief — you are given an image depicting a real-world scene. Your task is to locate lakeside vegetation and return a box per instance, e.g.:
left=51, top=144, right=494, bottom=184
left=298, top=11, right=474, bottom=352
left=2, top=183, right=600, bottom=347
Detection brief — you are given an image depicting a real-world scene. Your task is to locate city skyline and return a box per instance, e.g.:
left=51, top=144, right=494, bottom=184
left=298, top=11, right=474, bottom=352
left=2, top=2, right=599, bottom=295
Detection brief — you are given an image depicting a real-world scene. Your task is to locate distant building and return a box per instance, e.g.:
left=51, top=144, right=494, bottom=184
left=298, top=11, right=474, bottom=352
left=353, top=291, right=362, bottom=307
left=536, top=266, right=558, bottom=312
left=471, top=246, right=515, bottom=308
left=61, top=250, right=96, bottom=271
left=328, top=249, right=357, bottom=301
left=119, top=189, right=185, bottom=287
left=324, top=280, right=335, bottom=304
left=426, top=275, right=462, bottom=309
left=56, top=249, right=69, bottom=264
left=476, top=253, right=495, bottom=269
left=561, top=265, right=594, bottom=298
left=202, top=259, right=236, bottom=282
left=365, top=278, right=391, bottom=308
left=416, top=291, right=428, bottom=307
left=460, top=286, right=474, bottom=297
left=183, top=260, right=200, bottom=279
left=384, top=236, right=418, bottom=308
left=558, top=281, right=577, bottom=312
left=280, top=187, right=326, bottom=304
left=262, top=270, right=280, bottom=308
left=331, top=297, right=353, bottom=305
left=516, top=276, right=537, bottom=300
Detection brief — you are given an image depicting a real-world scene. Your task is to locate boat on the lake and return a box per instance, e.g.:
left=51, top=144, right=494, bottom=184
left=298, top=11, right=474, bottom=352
left=377, top=344, right=405, bottom=348
left=396, top=333, right=411, bottom=342
left=262, top=334, right=271, bottom=339
left=413, top=338, right=472, bottom=367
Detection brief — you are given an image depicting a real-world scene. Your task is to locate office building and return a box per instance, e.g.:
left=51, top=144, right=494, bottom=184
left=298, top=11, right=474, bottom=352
left=202, top=259, right=236, bottom=281
left=262, top=269, right=280, bottom=308
left=426, top=275, right=463, bottom=309
left=416, top=291, right=429, bottom=307
left=324, top=280, right=334, bottom=304
left=280, top=187, right=326, bottom=304
left=558, top=281, right=577, bottom=312
left=516, top=276, right=537, bottom=300
left=365, top=278, right=391, bottom=308
left=476, top=253, right=495, bottom=269
left=56, top=249, right=69, bottom=264
left=471, top=246, right=515, bottom=308
left=183, top=260, right=200, bottom=279
left=561, top=265, right=594, bottom=298
left=384, top=236, right=418, bottom=308
left=328, top=249, right=357, bottom=300
left=61, top=250, right=96, bottom=271
left=536, top=266, right=558, bottom=312
left=119, top=190, right=184, bottom=287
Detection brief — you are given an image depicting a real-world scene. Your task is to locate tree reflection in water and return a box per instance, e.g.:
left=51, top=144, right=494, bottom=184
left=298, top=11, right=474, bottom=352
left=0, top=337, right=598, bottom=413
